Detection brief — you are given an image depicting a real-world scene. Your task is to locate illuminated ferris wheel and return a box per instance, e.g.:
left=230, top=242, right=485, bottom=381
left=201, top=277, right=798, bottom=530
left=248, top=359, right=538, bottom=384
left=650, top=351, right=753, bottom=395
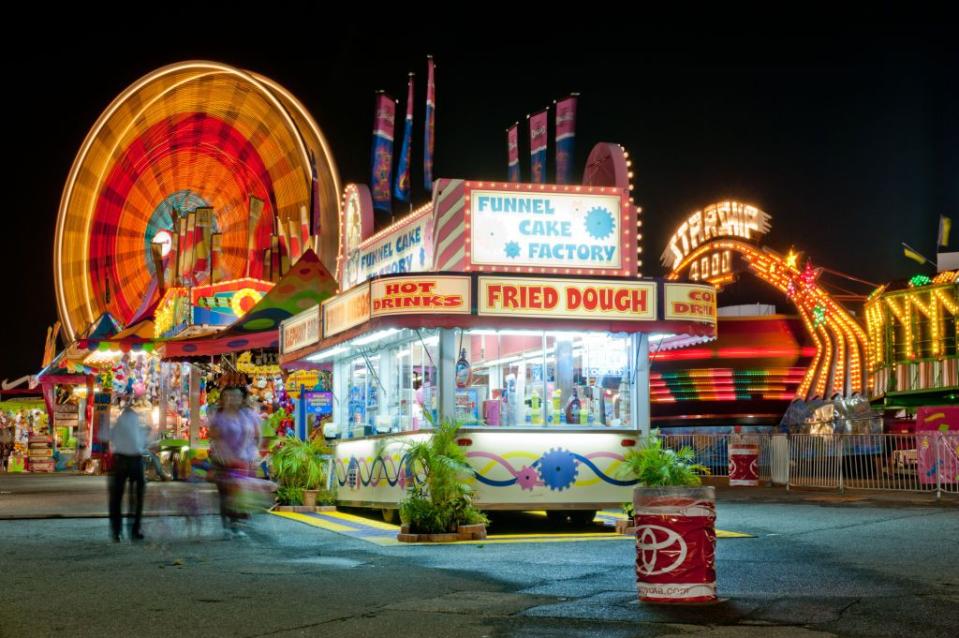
left=54, top=61, right=342, bottom=341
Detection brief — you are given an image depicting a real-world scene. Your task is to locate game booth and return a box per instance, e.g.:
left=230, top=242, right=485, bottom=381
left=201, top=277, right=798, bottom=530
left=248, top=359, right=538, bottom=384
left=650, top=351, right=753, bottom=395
left=281, top=166, right=719, bottom=519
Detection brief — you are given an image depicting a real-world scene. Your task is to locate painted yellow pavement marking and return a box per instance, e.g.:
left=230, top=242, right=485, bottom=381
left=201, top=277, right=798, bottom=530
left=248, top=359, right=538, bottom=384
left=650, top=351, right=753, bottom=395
left=322, top=510, right=400, bottom=531
left=270, top=511, right=357, bottom=533
left=270, top=510, right=754, bottom=544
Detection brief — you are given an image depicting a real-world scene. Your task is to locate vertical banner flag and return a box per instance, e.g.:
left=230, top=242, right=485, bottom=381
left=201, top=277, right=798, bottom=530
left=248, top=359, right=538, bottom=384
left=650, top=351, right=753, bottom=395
left=210, top=234, right=223, bottom=283
left=370, top=92, right=396, bottom=212
left=299, top=205, right=310, bottom=256
left=247, top=196, right=264, bottom=278
left=309, top=150, right=321, bottom=241
left=507, top=123, right=520, bottom=182
left=150, top=242, right=165, bottom=293
left=277, top=218, right=291, bottom=275
left=288, top=219, right=301, bottom=263
left=554, top=94, right=578, bottom=184
left=939, top=215, right=952, bottom=247
left=903, top=242, right=928, bottom=265
left=529, top=109, right=548, bottom=183
left=271, top=235, right=281, bottom=281
left=423, top=55, right=436, bottom=192
left=193, top=207, right=212, bottom=282
left=165, top=212, right=177, bottom=289
left=176, top=217, right=187, bottom=282
left=394, top=73, right=414, bottom=203
left=183, top=211, right=197, bottom=283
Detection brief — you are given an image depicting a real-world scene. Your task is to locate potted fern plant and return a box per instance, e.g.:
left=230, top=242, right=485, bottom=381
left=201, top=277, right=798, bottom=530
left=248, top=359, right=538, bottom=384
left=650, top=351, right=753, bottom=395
left=619, top=430, right=717, bottom=605
left=270, top=435, right=335, bottom=511
left=397, top=417, right=487, bottom=542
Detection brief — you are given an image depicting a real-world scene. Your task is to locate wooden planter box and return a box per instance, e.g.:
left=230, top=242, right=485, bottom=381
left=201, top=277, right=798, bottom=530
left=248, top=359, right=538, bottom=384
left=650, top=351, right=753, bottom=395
left=397, top=524, right=487, bottom=543
left=614, top=519, right=637, bottom=535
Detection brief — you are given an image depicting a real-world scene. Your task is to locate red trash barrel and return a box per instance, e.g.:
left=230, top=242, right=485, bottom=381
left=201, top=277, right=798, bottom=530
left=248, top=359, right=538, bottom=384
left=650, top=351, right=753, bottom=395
left=633, top=486, right=717, bottom=603
left=728, top=442, right=759, bottom=486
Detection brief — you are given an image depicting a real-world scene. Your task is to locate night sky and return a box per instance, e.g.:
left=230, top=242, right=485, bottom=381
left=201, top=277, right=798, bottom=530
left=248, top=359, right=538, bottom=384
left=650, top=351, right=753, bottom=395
left=3, top=14, right=956, bottom=379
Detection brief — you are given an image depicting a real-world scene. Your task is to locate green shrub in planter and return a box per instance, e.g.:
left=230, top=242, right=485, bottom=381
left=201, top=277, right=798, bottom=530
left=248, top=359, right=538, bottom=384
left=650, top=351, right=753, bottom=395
left=270, top=435, right=333, bottom=506
left=619, top=429, right=709, bottom=487
left=398, top=417, right=487, bottom=534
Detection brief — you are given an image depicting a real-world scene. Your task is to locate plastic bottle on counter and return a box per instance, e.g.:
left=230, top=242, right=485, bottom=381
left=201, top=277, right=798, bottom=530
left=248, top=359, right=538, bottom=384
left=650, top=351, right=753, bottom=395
left=550, top=389, right=562, bottom=425
left=565, top=389, right=581, bottom=425
left=530, top=389, right=542, bottom=425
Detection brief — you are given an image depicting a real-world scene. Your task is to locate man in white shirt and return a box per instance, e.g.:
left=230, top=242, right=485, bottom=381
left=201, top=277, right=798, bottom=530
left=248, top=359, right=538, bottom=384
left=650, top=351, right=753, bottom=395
left=107, top=392, right=148, bottom=542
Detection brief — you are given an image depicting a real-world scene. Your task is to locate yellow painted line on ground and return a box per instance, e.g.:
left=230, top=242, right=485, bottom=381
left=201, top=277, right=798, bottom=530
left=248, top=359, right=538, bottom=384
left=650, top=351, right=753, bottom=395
left=717, top=530, right=753, bottom=538
left=270, top=511, right=358, bottom=533
left=271, top=510, right=754, bottom=543
left=491, top=531, right=621, bottom=539
left=323, top=510, right=400, bottom=531
left=403, top=535, right=631, bottom=546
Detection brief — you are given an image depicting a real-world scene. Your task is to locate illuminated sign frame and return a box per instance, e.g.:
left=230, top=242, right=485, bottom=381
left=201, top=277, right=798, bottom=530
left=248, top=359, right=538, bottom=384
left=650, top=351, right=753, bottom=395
left=342, top=207, right=434, bottom=290
left=477, top=276, right=657, bottom=321
left=323, top=283, right=372, bottom=337
left=463, top=183, right=633, bottom=277
left=664, top=283, right=718, bottom=326
left=281, top=306, right=321, bottom=354
left=371, top=275, right=471, bottom=317
left=661, top=201, right=771, bottom=281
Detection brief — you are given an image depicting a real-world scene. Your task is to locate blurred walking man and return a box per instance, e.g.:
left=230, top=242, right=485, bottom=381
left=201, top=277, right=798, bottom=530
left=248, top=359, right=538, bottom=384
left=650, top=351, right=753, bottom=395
left=107, top=390, right=148, bottom=542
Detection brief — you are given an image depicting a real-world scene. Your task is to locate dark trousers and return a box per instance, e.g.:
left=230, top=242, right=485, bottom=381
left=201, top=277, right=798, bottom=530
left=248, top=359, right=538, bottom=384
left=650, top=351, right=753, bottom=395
left=109, top=454, right=144, bottom=537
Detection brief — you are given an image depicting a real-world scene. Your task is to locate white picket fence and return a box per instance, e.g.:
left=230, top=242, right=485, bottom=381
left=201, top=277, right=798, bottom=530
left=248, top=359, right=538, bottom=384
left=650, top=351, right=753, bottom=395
left=661, top=431, right=959, bottom=499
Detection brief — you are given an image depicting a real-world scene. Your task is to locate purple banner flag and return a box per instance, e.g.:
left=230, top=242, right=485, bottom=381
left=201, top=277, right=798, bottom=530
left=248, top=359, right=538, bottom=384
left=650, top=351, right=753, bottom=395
left=370, top=93, right=396, bottom=212
left=529, top=109, right=548, bottom=183
left=394, top=74, right=415, bottom=203
left=555, top=95, right=578, bottom=184
left=507, top=124, right=520, bottom=182
left=423, top=56, right=436, bottom=192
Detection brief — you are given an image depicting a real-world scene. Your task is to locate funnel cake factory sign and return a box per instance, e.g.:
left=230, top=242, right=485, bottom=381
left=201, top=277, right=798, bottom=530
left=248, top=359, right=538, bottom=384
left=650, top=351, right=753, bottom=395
left=465, top=184, right=632, bottom=276
left=478, top=276, right=656, bottom=321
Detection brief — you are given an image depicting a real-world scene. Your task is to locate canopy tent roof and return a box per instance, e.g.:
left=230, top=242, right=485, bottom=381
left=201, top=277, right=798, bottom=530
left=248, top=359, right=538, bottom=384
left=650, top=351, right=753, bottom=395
left=161, top=250, right=337, bottom=361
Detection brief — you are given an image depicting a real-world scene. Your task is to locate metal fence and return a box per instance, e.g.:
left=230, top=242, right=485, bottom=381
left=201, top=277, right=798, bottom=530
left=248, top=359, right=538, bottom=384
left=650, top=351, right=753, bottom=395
left=660, top=433, right=772, bottom=482
left=788, top=432, right=959, bottom=497
left=661, top=431, right=959, bottom=499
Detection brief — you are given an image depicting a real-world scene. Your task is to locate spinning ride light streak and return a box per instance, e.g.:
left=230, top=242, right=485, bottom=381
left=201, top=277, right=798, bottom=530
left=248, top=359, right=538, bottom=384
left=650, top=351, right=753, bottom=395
left=54, top=61, right=342, bottom=340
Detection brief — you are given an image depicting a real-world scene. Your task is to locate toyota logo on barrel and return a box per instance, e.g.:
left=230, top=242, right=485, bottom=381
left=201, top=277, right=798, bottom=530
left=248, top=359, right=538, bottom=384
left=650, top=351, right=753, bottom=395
left=636, top=524, right=688, bottom=576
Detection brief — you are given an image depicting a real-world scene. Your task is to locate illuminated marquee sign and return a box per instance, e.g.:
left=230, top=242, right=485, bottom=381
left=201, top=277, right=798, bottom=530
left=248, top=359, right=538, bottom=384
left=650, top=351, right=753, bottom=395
left=371, top=276, right=471, bottom=317
left=478, top=276, right=656, bottom=321
left=664, top=283, right=718, bottom=326
left=281, top=306, right=321, bottom=354
left=323, top=283, right=371, bottom=337
left=466, top=185, right=630, bottom=275
left=342, top=211, right=434, bottom=290
left=661, top=201, right=771, bottom=284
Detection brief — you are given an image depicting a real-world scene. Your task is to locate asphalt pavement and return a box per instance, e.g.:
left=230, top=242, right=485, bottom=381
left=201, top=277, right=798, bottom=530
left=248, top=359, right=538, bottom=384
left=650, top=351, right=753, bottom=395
left=1, top=473, right=957, bottom=637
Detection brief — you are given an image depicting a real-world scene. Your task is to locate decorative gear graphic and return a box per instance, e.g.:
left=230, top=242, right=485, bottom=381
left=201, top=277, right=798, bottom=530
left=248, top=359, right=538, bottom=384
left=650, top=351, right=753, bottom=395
left=535, top=448, right=579, bottom=491
left=584, top=207, right=615, bottom=240
left=504, top=241, right=521, bottom=259
left=515, top=465, right=540, bottom=491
